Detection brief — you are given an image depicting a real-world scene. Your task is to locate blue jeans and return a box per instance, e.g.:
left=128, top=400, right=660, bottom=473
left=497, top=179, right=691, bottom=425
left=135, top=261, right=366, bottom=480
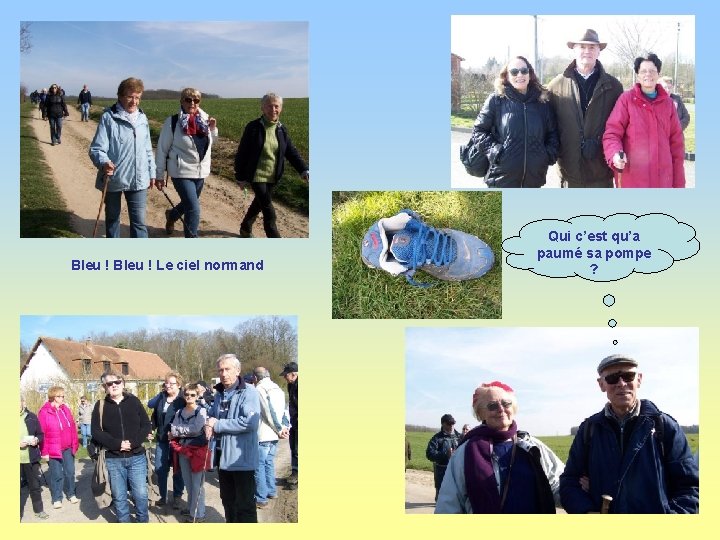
left=48, top=116, right=63, bottom=143
left=80, top=423, right=91, bottom=447
left=47, top=448, right=75, bottom=503
left=178, top=454, right=205, bottom=518
left=154, top=440, right=184, bottom=502
left=105, top=453, right=148, bottom=523
left=170, top=177, right=204, bottom=238
left=81, top=102, right=90, bottom=121
left=255, top=440, right=278, bottom=503
left=104, top=189, right=148, bottom=238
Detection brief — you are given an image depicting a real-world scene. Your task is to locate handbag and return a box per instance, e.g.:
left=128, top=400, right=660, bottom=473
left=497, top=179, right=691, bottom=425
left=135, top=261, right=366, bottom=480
left=460, top=138, right=490, bottom=178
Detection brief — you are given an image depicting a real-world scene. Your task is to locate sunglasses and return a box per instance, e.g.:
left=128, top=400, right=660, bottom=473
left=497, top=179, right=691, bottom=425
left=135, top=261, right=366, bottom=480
left=184, top=393, right=197, bottom=398
left=509, top=67, right=529, bottom=76
left=485, top=399, right=513, bottom=412
left=183, top=97, right=201, bottom=104
left=104, top=380, right=123, bottom=387
left=602, top=371, right=637, bottom=385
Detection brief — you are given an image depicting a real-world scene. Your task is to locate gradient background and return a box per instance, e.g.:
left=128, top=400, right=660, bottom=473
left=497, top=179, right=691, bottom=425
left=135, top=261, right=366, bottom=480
left=7, top=0, right=713, bottom=536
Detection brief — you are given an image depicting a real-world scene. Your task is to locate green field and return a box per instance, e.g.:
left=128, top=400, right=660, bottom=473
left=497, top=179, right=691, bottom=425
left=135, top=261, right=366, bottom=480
left=406, top=430, right=699, bottom=471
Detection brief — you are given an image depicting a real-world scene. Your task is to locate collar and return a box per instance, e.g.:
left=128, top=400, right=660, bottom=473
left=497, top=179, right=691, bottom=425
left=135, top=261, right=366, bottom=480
left=575, top=67, right=596, bottom=80
left=604, top=399, right=641, bottom=423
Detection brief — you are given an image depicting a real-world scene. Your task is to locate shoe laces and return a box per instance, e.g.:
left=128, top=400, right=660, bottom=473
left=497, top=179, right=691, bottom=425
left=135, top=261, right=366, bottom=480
left=392, top=212, right=457, bottom=287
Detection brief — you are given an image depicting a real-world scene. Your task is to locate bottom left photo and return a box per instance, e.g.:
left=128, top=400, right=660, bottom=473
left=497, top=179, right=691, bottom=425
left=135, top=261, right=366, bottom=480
left=19, top=315, right=299, bottom=524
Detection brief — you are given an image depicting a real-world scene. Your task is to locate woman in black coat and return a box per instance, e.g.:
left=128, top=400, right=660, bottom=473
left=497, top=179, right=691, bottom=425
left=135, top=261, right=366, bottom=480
left=471, top=56, right=559, bottom=188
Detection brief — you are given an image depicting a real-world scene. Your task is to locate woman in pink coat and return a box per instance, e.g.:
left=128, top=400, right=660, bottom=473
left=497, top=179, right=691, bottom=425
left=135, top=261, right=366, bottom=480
left=38, top=386, right=80, bottom=509
left=602, top=53, right=685, bottom=188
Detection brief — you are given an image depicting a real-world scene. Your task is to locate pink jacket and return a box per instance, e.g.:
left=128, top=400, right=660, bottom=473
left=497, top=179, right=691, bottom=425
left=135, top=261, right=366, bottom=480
left=603, top=83, right=685, bottom=188
left=38, top=401, right=79, bottom=458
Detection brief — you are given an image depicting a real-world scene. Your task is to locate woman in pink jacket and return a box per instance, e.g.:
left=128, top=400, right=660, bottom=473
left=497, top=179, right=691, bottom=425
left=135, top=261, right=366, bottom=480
left=603, top=52, right=685, bottom=188
left=38, top=386, right=80, bottom=509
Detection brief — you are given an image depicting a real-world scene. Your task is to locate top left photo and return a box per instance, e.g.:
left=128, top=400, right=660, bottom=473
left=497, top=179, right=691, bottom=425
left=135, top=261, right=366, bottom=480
left=20, top=21, right=309, bottom=238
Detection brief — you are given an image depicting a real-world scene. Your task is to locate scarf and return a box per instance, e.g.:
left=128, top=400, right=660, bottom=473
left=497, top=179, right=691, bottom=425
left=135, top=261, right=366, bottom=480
left=463, top=421, right=518, bottom=513
left=179, top=108, right=209, bottom=136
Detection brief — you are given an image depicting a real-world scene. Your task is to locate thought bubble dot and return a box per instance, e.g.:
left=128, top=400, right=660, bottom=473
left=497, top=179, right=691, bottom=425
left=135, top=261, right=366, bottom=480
left=603, top=294, right=615, bottom=307
left=613, top=340, right=618, bottom=345
left=608, top=319, right=617, bottom=328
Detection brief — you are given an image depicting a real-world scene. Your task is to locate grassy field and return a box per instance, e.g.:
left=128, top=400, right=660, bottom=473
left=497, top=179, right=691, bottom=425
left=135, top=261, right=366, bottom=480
left=332, top=191, right=502, bottom=319
left=90, top=97, right=310, bottom=213
left=406, top=430, right=699, bottom=471
left=452, top=103, right=695, bottom=154
left=19, top=102, right=79, bottom=237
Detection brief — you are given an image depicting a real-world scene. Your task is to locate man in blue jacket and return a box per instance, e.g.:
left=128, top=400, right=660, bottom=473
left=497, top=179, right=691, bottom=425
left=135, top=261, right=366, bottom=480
left=425, top=414, right=461, bottom=501
left=205, top=354, right=261, bottom=522
left=560, top=354, right=698, bottom=513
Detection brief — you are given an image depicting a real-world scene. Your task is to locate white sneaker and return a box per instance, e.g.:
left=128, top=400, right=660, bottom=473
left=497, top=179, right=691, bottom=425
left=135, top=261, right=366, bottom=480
left=69, top=496, right=79, bottom=504
left=53, top=501, right=62, bottom=509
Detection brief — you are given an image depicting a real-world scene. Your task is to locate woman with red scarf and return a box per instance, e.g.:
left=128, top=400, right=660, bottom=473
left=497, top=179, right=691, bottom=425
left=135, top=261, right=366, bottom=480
left=156, top=87, right=218, bottom=237
left=434, top=382, right=564, bottom=513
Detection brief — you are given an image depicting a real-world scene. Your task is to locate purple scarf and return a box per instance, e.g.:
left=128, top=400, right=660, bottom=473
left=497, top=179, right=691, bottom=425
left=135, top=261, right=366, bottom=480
left=463, top=421, right=518, bottom=513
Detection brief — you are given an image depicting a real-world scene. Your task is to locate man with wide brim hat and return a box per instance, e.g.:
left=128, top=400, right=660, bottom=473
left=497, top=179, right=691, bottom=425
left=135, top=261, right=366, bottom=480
left=547, top=28, right=622, bottom=188
left=567, top=29, right=607, bottom=51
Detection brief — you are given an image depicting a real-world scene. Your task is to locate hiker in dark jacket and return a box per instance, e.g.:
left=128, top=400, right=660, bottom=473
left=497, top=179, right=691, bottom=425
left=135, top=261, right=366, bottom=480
left=425, top=413, right=462, bottom=501
left=20, top=397, right=49, bottom=520
left=234, top=93, right=309, bottom=238
left=471, top=56, right=559, bottom=188
left=560, top=354, right=699, bottom=513
left=43, top=83, right=69, bottom=145
left=91, top=371, right=153, bottom=522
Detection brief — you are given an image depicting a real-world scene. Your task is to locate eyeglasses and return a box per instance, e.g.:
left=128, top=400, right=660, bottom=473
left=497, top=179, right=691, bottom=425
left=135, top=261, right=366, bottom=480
left=166, top=381, right=178, bottom=386
left=638, top=69, right=658, bottom=76
left=184, top=393, right=197, bottom=398
left=509, top=67, right=529, bottom=76
left=104, top=380, right=123, bottom=387
left=183, top=97, right=201, bottom=104
left=602, top=371, right=637, bottom=385
left=56, top=395, right=65, bottom=398
left=485, top=399, right=513, bottom=412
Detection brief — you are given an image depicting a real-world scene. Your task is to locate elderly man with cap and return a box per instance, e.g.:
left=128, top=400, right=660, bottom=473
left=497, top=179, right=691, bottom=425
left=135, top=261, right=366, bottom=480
left=560, top=354, right=699, bottom=513
left=425, top=413, right=462, bottom=501
left=280, top=361, right=298, bottom=487
left=547, top=29, right=623, bottom=188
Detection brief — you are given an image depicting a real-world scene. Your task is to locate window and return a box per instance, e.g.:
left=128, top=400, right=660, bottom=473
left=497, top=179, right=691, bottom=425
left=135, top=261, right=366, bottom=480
left=83, top=359, right=91, bottom=375
left=103, top=361, right=110, bottom=371
left=121, top=363, right=129, bottom=375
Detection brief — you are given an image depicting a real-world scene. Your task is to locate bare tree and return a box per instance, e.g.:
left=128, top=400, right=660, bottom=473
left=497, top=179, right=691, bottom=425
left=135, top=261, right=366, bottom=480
left=20, top=22, right=32, bottom=54
left=607, top=20, right=661, bottom=72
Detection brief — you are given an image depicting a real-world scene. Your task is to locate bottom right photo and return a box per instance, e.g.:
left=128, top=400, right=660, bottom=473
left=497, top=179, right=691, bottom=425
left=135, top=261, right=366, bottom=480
left=405, top=327, right=699, bottom=514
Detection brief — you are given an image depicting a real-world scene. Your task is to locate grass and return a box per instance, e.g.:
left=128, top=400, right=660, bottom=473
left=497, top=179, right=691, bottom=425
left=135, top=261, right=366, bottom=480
left=332, top=191, right=502, bottom=319
left=19, top=102, right=80, bottom=237
left=406, top=430, right=699, bottom=471
left=452, top=103, right=695, bottom=154
left=91, top=98, right=309, bottom=213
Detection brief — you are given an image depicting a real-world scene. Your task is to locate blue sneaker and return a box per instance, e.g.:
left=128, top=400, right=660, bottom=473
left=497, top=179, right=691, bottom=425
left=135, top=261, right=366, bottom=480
left=361, top=209, right=494, bottom=286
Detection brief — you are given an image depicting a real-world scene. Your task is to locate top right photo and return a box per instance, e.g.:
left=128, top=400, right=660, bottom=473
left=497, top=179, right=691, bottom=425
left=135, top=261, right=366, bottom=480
left=452, top=15, right=695, bottom=189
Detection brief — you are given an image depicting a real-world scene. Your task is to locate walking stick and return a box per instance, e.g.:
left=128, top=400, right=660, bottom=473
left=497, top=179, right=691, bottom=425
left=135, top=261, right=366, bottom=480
left=600, top=494, right=613, bottom=514
left=92, top=174, right=110, bottom=238
left=191, top=434, right=213, bottom=523
left=614, top=151, right=625, bottom=189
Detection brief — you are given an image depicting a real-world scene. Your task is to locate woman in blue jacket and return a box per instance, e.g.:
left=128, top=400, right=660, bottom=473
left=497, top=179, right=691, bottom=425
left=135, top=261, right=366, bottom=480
left=89, top=77, right=158, bottom=238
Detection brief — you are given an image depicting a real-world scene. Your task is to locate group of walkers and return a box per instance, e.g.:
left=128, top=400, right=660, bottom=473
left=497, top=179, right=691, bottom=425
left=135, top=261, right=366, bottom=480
left=423, top=354, right=699, bottom=513
left=464, top=28, right=689, bottom=188
left=86, top=77, right=309, bottom=238
left=20, top=356, right=299, bottom=523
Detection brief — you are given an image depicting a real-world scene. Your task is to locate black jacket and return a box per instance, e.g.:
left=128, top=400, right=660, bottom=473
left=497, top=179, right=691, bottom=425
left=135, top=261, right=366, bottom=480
left=149, top=392, right=186, bottom=442
left=472, top=85, right=559, bottom=188
left=22, top=408, right=44, bottom=464
left=288, top=378, right=298, bottom=424
left=234, top=117, right=308, bottom=184
left=91, top=393, right=152, bottom=458
left=43, top=93, right=68, bottom=118
left=426, top=429, right=462, bottom=467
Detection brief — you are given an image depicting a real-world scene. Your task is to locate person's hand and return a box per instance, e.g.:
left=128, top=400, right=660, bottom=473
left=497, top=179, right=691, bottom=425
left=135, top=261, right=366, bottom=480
left=301, top=171, right=309, bottom=183
left=20, top=441, right=28, bottom=449
left=208, top=117, right=217, bottom=130
left=147, top=432, right=154, bottom=442
left=612, top=152, right=627, bottom=170
left=30, top=436, right=39, bottom=446
left=120, top=440, right=132, bottom=451
left=279, top=428, right=289, bottom=439
left=579, top=475, right=590, bottom=493
left=237, top=180, right=250, bottom=191
left=103, top=161, right=116, bottom=176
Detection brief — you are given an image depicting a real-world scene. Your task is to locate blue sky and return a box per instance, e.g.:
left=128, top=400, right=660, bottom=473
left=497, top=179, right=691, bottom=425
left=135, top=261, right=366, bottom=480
left=452, top=15, right=695, bottom=72
left=20, top=21, right=308, bottom=98
left=406, top=327, right=698, bottom=436
left=20, top=315, right=298, bottom=349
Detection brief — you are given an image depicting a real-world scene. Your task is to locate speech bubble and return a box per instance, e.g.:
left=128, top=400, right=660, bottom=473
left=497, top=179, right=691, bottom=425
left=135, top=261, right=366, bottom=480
left=502, top=213, right=700, bottom=282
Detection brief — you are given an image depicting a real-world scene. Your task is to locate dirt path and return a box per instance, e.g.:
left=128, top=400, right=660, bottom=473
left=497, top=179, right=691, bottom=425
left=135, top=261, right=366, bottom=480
left=20, top=438, right=297, bottom=523
left=28, top=106, right=308, bottom=238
